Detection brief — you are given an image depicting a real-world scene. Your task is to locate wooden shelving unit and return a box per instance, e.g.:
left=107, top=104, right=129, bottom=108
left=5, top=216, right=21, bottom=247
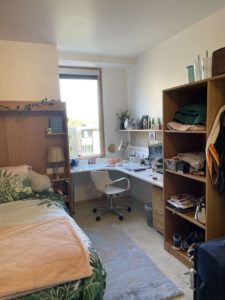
left=119, top=129, right=163, bottom=132
left=164, top=169, right=206, bottom=183
left=165, top=130, right=206, bottom=134
left=47, top=132, right=67, bottom=136
left=165, top=241, right=192, bottom=266
left=163, top=75, right=225, bottom=267
left=165, top=206, right=206, bottom=230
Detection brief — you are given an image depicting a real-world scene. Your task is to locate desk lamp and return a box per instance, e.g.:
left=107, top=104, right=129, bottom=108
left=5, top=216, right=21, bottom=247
left=47, top=147, right=64, bottom=179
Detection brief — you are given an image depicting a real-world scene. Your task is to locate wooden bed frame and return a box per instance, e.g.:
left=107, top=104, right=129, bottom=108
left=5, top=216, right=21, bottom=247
left=0, top=100, right=72, bottom=211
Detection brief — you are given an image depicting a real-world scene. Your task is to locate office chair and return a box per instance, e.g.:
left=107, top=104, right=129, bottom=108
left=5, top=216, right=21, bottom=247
left=90, top=170, right=131, bottom=221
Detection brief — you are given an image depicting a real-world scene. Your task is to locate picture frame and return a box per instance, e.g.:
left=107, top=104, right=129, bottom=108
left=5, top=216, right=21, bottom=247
left=139, top=115, right=149, bottom=129
left=48, top=116, right=63, bottom=133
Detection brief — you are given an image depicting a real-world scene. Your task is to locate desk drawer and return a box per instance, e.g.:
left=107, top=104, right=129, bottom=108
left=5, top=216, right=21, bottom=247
left=152, top=186, right=164, bottom=234
left=152, top=210, right=164, bottom=234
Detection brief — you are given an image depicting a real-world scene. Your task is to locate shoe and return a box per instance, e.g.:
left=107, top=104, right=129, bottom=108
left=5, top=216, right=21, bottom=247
left=180, top=231, right=203, bottom=251
left=187, top=242, right=201, bottom=260
left=172, top=233, right=182, bottom=250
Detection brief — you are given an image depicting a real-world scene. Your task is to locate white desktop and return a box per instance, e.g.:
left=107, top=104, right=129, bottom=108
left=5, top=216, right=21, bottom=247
left=70, top=158, right=163, bottom=203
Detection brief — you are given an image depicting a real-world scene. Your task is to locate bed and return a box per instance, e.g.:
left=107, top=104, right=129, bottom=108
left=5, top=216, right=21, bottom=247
left=0, top=165, right=106, bottom=300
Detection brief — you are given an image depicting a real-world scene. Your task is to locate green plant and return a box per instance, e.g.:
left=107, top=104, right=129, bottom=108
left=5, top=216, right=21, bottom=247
left=116, top=109, right=130, bottom=121
left=0, top=98, right=60, bottom=112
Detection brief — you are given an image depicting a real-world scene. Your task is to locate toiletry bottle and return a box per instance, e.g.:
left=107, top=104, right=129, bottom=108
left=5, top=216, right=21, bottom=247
left=194, top=55, right=201, bottom=81
left=201, top=50, right=212, bottom=79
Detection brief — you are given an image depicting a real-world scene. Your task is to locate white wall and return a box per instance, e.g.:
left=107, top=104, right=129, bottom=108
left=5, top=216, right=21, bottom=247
left=74, top=68, right=128, bottom=201
left=127, top=7, right=225, bottom=122
left=0, top=40, right=60, bottom=101
left=102, top=68, right=128, bottom=156
left=127, top=7, right=225, bottom=203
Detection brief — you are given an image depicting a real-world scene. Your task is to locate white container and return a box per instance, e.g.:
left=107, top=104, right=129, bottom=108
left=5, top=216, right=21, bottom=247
left=194, top=60, right=202, bottom=81
left=201, top=57, right=212, bottom=79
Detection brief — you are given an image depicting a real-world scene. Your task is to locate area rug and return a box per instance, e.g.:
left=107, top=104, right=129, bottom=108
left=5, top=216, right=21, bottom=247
left=85, top=224, right=183, bottom=300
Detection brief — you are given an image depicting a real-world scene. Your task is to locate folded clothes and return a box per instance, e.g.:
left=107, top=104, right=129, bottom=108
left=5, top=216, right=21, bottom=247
left=167, top=121, right=206, bottom=131
left=173, top=103, right=206, bottom=125
left=177, top=151, right=205, bottom=171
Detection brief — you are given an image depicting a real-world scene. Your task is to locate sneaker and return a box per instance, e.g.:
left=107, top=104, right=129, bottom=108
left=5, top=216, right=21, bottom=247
left=172, top=233, right=182, bottom=250
left=180, top=231, right=203, bottom=251
left=187, top=242, right=201, bottom=259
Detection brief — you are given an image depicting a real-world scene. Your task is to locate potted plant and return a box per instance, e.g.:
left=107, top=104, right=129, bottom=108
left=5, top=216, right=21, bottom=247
left=116, top=109, right=130, bottom=130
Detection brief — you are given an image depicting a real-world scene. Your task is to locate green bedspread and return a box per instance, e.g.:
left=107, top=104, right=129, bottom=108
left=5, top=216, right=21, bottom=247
left=13, top=191, right=106, bottom=300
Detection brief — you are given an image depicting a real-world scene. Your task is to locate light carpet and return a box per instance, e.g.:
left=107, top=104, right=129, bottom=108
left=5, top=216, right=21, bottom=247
left=85, top=224, right=183, bottom=300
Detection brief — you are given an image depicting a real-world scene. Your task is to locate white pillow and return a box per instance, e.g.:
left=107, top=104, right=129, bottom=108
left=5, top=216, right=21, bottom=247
left=28, top=169, right=51, bottom=192
left=0, top=164, right=30, bottom=181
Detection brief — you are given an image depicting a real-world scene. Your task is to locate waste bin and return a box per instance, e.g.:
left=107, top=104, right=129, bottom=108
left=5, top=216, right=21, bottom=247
left=144, top=202, right=153, bottom=227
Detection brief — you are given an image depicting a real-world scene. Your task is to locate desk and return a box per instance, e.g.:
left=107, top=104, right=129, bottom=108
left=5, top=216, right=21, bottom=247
left=71, top=163, right=163, bottom=202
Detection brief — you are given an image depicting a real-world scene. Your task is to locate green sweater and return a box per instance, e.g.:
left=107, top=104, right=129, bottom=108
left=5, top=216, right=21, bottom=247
left=173, top=103, right=206, bottom=125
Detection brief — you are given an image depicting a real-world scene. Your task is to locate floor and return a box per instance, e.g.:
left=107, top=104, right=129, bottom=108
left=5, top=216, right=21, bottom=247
left=74, top=197, right=193, bottom=300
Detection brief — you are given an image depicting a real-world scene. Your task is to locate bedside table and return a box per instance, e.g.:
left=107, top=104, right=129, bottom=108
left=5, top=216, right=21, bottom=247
left=51, top=177, right=74, bottom=214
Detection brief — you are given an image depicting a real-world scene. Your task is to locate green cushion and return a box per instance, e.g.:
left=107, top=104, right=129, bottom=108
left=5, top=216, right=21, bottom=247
left=0, top=170, right=32, bottom=203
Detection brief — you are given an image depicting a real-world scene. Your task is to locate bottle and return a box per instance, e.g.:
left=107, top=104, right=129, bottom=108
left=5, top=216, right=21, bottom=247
left=143, top=119, right=147, bottom=129
left=194, top=54, right=201, bottom=81
left=151, top=118, right=155, bottom=129
left=148, top=117, right=152, bottom=130
left=201, top=50, right=212, bottom=79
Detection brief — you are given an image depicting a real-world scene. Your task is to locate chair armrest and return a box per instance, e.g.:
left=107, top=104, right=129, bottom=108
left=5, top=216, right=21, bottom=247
left=110, top=177, right=130, bottom=191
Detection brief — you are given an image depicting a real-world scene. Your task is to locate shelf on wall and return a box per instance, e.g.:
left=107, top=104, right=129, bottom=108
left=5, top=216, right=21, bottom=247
left=119, top=129, right=163, bottom=132
left=46, top=132, right=67, bottom=136
left=164, top=130, right=207, bottom=134
left=51, top=177, right=70, bottom=183
left=164, top=241, right=193, bottom=268
left=165, top=206, right=206, bottom=230
left=164, top=169, right=206, bottom=183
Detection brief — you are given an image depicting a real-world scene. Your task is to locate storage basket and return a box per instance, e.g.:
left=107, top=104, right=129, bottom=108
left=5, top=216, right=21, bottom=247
left=212, top=47, right=225, bottom=76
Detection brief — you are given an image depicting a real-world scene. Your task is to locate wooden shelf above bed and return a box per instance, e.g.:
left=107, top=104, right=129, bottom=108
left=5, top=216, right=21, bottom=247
left=0, top=99, right=73, bottom=213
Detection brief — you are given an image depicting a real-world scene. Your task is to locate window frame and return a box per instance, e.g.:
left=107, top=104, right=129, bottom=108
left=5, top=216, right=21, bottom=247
left=59, top=66, right=105, bottom=158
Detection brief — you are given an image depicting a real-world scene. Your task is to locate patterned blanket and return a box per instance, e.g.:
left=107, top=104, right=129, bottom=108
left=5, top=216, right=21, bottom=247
left=0, top=191, right=106, bottom=300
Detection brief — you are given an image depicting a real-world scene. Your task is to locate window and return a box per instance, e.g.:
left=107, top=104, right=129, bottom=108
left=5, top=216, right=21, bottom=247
left=59, top=68, right=105, bottom=158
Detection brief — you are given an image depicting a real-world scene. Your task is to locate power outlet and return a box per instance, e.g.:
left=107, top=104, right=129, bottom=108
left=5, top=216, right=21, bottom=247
left=46, top=168, right=53, bottom=175
left=58, top=167, right=64, bottom=174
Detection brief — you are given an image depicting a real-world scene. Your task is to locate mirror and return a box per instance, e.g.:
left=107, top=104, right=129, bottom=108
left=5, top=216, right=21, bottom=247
left=108, top=144, right=116, bottom=153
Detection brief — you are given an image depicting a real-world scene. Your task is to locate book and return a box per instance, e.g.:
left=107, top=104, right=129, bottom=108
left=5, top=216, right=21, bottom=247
left=167, top=193, right=198, bottom=211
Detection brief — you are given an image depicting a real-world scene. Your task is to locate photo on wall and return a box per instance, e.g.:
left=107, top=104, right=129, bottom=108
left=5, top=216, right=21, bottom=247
left=139, top=115, right=149, bottom=129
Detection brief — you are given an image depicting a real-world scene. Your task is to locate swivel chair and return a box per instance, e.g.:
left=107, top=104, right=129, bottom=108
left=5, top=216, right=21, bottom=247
left=90, top=170, right=131, bottom=221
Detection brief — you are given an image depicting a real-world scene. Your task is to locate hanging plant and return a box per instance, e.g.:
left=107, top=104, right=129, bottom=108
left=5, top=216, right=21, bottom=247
left=0, top=98, right=60, bottom=112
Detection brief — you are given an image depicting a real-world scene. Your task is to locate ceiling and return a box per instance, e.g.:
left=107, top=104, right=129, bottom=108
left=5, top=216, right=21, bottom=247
left=0, top=0, right=225, bottom=59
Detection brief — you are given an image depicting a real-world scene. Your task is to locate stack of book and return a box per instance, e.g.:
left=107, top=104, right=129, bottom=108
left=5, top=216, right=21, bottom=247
left=167, top=193, right=198, bottom=212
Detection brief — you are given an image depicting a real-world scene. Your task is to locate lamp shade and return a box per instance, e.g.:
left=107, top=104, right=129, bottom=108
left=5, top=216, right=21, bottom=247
left=47, top=147, right=64, bottom=163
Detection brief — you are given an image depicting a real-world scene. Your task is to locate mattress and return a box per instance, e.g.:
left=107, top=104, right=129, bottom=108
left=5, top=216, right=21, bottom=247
left=0, top=191, right=106, bottom=300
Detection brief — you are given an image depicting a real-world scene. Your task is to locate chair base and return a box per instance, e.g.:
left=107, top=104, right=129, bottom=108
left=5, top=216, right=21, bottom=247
left=93, top=196, right=131, bottom=221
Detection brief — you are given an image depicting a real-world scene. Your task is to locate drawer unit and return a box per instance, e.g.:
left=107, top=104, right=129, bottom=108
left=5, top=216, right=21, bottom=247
left=152, top=186, right=164, bottom=234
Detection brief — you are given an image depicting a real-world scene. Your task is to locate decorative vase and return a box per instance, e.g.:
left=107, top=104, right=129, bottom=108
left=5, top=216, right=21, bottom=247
left=120, top=120, right=125, bottom=130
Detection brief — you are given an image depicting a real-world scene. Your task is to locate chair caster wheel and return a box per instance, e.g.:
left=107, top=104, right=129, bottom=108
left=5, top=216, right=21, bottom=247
left=96, top=216, right=101, bottom=221
left=92, top=208, right=97, bottom=213
left=119, top=215, right=124, bottom=221
left=127, top=207, right=132, bottom=212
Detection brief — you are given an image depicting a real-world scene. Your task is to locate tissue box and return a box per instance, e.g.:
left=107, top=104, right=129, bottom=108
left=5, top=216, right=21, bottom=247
left=212, top=47, right=225, bottom=76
